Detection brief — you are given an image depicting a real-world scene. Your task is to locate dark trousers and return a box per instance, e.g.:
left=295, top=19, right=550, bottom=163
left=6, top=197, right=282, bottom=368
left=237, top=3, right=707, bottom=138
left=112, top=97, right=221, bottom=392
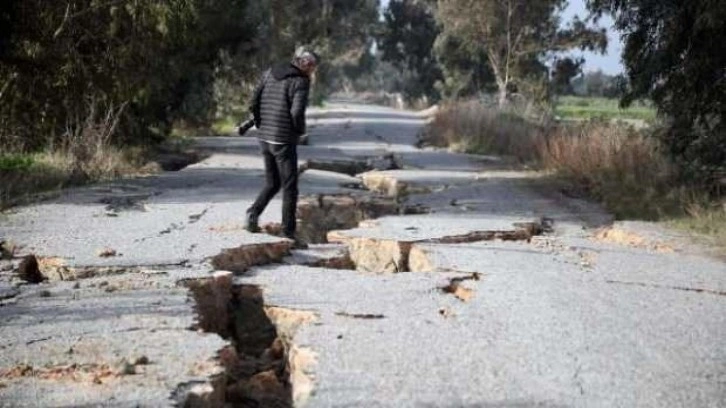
left=249, top=141, right=298, bottom=236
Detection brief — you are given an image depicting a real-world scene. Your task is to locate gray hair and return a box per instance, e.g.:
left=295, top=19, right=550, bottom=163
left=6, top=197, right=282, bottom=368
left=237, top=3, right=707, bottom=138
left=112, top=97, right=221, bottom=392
left=293, top=46, right=320, bottom=66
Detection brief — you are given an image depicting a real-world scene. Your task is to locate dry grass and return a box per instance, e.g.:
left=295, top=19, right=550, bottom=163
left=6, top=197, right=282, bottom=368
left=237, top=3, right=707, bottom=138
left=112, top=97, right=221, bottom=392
left=0, top=156, right=70, bottom=208
left=0, top=101, right=157, bottom=209
left=0, top=148, right=156, bottom=210
left=539, top=122, right=687, bottom=219
left=423, top=100, right=547, bottom=162
left=425, top=100, right=725, bottom=252
left=670, top=202, right=726, bottom=252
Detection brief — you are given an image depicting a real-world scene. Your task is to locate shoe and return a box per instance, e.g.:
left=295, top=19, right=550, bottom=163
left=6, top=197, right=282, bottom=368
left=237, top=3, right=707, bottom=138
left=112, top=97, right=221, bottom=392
left=284, top=234, right=308, bottom=250
left=244, top=210, right=261, bottom=233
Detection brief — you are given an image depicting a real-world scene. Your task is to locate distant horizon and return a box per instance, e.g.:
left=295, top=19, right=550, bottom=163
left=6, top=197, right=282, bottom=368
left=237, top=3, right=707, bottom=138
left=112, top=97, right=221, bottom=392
left=378, top=0, right=624, bottom=75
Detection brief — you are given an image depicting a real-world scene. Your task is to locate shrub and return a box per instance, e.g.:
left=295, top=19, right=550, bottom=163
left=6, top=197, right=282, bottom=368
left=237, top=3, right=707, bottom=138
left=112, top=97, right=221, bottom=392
left=0, top=155, right=34, bottom=172
left=0, top=103, right=155, bottom=209
left=423, top=100, right=547, bottom=162
left=538, top=121, right=683, bottom=219
left=424, top=101, right=718, bottom=221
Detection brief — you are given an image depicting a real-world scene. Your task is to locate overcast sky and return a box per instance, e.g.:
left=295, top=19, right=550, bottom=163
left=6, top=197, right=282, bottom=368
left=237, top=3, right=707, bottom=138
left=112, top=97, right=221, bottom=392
left=379, top=0, right=624, bottom=74
left=559, top=0, right=623, bottom=74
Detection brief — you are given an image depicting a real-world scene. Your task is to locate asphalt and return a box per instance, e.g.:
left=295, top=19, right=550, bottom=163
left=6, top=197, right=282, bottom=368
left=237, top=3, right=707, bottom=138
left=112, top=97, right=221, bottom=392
left=1, top=101, right=724, bottom=407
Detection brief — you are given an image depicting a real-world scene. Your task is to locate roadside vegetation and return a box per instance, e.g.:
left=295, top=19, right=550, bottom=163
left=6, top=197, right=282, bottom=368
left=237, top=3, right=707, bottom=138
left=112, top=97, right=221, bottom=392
left=425, top=101, right=725, bottom=250
left=0, top=103, right=157, bottom=208
left=382, top=0, right=725, bottom=253
left=555, top=96, right=655, bottom=122
left=0, top=0, right=380, bottom=207
left=0, top=150, right=152, bottom=208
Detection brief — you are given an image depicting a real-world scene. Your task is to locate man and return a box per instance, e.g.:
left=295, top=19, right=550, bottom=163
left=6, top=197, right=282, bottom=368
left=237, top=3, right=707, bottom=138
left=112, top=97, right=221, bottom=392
left=244, top=48, right=319, bottom=248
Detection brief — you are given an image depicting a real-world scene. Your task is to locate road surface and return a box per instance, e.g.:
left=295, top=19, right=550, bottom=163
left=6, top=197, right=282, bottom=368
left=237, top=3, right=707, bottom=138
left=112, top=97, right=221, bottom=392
left=1, top=101, right=724, bottom=407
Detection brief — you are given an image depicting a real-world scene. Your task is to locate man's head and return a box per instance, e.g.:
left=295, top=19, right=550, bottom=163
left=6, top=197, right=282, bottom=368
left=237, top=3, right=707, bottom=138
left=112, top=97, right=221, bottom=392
left=292, top=47, right=320, bottom=76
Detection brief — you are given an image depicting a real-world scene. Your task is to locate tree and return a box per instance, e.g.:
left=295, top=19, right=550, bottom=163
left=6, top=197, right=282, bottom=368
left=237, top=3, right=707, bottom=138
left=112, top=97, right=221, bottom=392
left=437, top=0, right=607, bottom=107
left=0, top=0, right=259, bottom=150
left=570, top=70, right=624, bottom=98
left=551, top=57, right=584, bottom=96
left=0, top=0, right=380, bottom=152
left=588, top=0, right=726, bottom=180
left=433, top=29, right=495, bottom=99
left=212, top=0, right=379, bottom=109
left=379, top=0, right=442, bottom=102
left=238, top=0, right=380, bottom=104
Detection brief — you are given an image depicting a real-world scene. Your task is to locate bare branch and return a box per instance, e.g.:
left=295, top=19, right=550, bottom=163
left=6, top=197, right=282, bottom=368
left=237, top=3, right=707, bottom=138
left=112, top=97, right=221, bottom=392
left=53, top=3, right=71, bottom=39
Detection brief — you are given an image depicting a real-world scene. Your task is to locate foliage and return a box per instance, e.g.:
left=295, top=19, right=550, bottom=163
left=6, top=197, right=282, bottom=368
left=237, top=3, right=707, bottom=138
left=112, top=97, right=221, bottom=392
left=587, top=0, right=726, bottom=182
left=210, top=0, right=380, bottom=110
left=373, top=0, right=609, bottom=106
left=0, top=154, right=34, bottom=172
left=437, top=0, right=607, bottom=107
left=551, top=57, right=584, bottom=96
left=669, top=203, right=726, bottom=254
left=0, top=146, right=154, bottom=210
left=423, top=100, right=547, bottom=161
left=555, top=96, right=655, bottom=122
left=570, top=70, right=625, bottom=98
left=0, top=0, right=380, bottom=153
left=433, top=30, right=495, bottom=99
left=0, top=0, right=259, bottom=152
left=425, top=101, right=708, bottom=221
left=379, top=0, right=442, bottom=102
left=259, top=0, right=380, bottom=103
left=540, top=120, right=684, bottom=219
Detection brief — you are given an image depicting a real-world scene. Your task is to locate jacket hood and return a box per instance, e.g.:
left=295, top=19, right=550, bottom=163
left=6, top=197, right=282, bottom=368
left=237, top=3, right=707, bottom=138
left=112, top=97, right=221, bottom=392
left=271, top=63, right=306, bottom=80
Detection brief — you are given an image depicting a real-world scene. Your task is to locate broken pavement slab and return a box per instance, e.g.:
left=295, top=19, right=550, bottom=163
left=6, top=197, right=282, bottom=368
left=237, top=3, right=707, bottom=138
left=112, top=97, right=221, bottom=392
left=211, top=241, right=292, bottom=274
left=0, top=268, right=228, bottom=407
left=359, top=170, right=473, bottom=197
left=296, top=194, right=399, bottom=244
left=8, top=235, right=293, bottom=282
left=299, top=169, right=366, bottom=195
left=357, top=167, right=521, bottom=199
left=299, top=158, right=372, bottom=177
left=3, top=204, right=295, bottom=273
left=327, top=214, right=543, bottom=272
left=244, top=245, right=726, bottom=407
left=283, top=244, right=355, bottom=270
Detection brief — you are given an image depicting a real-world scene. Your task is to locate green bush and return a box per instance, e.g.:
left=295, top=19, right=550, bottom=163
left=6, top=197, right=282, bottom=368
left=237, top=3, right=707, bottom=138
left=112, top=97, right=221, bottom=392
left=0, top=0, right=259, bottom=152
left=0, top=154, right=34, bottom=172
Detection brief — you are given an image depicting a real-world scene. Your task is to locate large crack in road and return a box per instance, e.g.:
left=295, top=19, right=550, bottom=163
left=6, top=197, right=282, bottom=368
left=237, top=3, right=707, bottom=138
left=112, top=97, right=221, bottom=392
left=177, top=159, right=551, bottom=405
left=0, top=134, right=554, bottom=406
left=2, top=102, right=724, bottom=407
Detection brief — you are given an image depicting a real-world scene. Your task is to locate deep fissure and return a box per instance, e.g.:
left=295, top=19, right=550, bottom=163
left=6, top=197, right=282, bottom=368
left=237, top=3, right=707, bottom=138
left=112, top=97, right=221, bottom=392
left=183, top=273, right=296, bottom=407
left=8, top=162, right=553, bottom=406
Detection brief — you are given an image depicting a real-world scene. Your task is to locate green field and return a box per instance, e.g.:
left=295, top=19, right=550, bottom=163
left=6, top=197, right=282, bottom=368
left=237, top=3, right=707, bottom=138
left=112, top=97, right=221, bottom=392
left=555, top=96, right=656, bottom=122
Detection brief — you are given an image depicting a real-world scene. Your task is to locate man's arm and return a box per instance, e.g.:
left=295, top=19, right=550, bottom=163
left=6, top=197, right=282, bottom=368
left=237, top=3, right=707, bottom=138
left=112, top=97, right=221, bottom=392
left=250, top=70, right=269, bottom=128
left=290, top=77, right=310, bottom=135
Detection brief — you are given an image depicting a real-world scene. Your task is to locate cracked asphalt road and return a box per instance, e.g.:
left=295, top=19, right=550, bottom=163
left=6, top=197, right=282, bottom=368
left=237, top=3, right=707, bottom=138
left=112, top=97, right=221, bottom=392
left=1, top=101, right=725, bottom=407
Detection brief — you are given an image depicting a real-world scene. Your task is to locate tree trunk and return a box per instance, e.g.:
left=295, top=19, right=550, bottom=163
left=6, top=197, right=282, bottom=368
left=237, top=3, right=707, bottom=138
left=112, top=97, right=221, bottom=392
left=497, top=82, right=507, bottom=108
left=488, top=53, right=508, bottom=109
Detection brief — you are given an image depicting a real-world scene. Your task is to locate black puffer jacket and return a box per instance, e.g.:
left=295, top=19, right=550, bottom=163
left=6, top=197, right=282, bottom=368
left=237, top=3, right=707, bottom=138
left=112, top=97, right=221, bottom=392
left=250, top=63, right=310, bottom=145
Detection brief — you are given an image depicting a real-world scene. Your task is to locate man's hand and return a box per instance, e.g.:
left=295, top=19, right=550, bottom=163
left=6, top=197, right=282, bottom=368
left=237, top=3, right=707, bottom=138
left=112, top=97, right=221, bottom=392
left=237, top=118, right=255, bottom=136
